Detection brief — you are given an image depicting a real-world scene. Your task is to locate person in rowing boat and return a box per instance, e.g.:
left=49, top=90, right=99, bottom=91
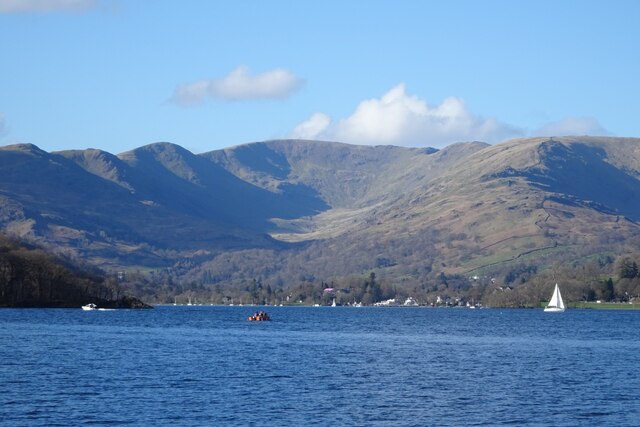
left=248, top=311, right=270, bottom=321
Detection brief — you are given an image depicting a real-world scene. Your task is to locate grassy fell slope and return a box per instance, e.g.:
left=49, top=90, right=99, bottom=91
left=2, top=136, right=640, bottom=288
left=404, top=138, right=634, bottom=271
left=200, top=137, right=640, bottom=285
left=316, top=137, right=640, bottom=276
left=204, top=139, right=443, bottom=209
left=0, top=143, right=294, bottom=268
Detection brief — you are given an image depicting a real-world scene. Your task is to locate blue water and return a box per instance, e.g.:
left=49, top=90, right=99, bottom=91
left=1, top=307, right=639, bottom=426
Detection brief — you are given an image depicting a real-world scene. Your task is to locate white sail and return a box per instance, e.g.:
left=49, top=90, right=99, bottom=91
left=544, top=283, right=565, bottom=312
left=549, top=285, right=560, bottom=307
left=555, top=284, right=565, bottom=310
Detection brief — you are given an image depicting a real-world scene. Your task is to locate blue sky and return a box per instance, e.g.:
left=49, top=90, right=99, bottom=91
left=1, top=0, right=638, bottom=154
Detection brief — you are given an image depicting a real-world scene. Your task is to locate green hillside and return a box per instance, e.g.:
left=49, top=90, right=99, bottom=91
left=2, top=136, right=640, bottom=305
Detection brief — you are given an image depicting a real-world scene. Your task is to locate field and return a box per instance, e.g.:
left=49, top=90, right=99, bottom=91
left=570, top=302, right=640, bottom=310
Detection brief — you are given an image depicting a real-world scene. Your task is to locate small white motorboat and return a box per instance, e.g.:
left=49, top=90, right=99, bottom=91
left=81, top=303, right=98, bottom=311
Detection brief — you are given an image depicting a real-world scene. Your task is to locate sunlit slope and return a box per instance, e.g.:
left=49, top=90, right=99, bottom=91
left=1, top=137, right=639, bottom=277
left=237, top=137, right=640, bottom=274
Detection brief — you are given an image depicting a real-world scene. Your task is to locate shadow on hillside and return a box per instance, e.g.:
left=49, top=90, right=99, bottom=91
left=124, top=143, right=329, bottom=230
left=526, top=142, right=640, bottom=221
left=232, top=143, right=291, bottom=179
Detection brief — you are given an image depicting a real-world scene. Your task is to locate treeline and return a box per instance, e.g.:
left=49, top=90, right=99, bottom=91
left=0, top=234, right=147, bottom=308
left=126, top=250, right=640, bottom=308
left=480, top=255, right=640, bottom=307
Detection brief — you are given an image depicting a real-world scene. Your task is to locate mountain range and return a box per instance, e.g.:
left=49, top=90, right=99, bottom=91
left=1, top=136, right=639, bottom=288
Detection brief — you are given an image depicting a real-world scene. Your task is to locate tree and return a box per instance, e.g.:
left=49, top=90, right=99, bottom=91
left=597, top=278, right=615, bottom=301
left=618, top=257, right=638, bottom=279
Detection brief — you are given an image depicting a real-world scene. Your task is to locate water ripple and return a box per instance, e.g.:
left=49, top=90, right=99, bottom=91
left=1, top=307, right=639, bottom=426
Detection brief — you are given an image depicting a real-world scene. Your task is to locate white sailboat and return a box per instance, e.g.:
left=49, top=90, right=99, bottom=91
left=544, top=283, right=565, bottom=312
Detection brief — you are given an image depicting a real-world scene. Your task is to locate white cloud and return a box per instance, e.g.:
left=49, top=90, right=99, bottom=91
left=0, top=0, right=97, bottom=13
left=290, top=84, right=522, bottom=147
left=172, top=65, right=303, bottom=105
left=171, top=80, right=211, bottom=106
left=290, top=112, right=331, bottom=140
left=534, top=116, right=609, bottom=137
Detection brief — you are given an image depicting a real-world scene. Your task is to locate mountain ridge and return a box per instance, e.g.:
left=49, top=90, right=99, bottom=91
left=1, top=136, right=639, bottom=289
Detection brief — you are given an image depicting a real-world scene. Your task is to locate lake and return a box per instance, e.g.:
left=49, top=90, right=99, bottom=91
left=1, top=306, right=639, bottom=426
